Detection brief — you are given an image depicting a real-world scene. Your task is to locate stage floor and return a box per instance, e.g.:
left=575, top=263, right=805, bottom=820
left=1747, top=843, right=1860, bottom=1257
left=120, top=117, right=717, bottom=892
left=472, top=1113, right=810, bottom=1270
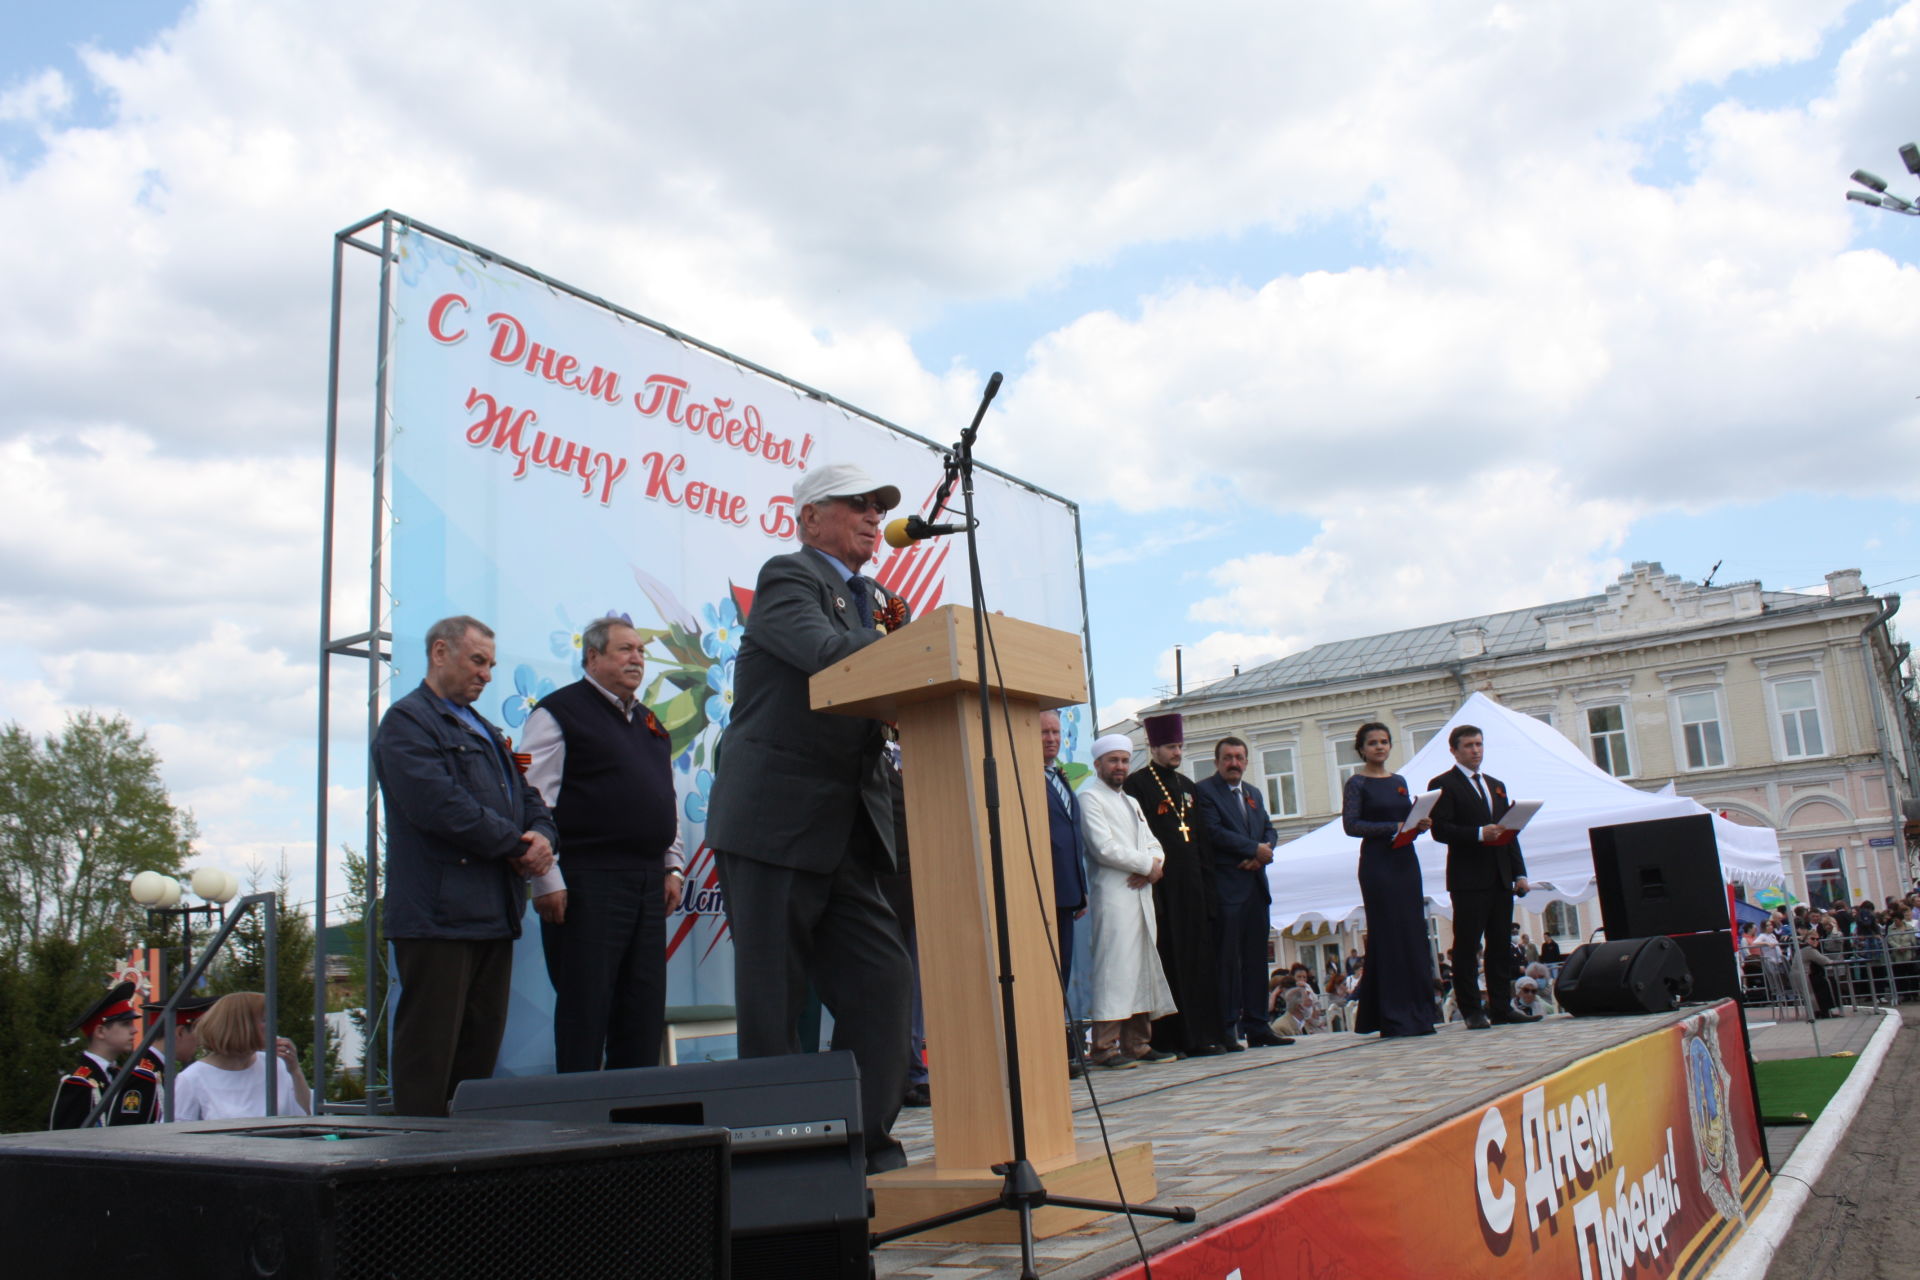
left=875, top=1007, right=1723, bottom=1278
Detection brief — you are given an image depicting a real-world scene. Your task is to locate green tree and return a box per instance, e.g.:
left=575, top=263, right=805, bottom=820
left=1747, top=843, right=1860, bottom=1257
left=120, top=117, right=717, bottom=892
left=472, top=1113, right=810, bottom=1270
left=0, top=713, right=193, bottom=1133
left=325, top=844, right=385, bottom=1103
left=209, top=857, right=317, bottom=1066
left=0, top=713, right=193, bottom=958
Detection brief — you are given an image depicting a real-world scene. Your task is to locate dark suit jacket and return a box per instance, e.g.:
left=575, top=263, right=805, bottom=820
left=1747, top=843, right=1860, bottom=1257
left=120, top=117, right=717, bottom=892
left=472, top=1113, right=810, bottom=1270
left=1195, top=773, right=1275, bottom=907
left=1427, top=765, right=1527, bottom=895
left=1045, top=765, right=1088, bottom=912
left=706, top=548, right=908, bottom=874
left=375, top=683, right=557, bottom=940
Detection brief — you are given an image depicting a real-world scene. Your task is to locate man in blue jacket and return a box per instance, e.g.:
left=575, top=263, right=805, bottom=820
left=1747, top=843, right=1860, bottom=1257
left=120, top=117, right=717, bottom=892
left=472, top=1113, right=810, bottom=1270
left=1040, top=710, right=1090, bottom=977
left=1041, top=710, right=1090, bottom=1072
left=1196, top=737, right=1291, bottom=1048
left=375, top=614, right=557, bottom=1115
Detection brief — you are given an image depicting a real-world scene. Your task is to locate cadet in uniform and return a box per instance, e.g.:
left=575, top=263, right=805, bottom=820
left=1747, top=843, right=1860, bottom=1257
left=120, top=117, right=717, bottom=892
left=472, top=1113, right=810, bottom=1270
left=48, top=981, right=140, bottom=1130
left=114, top=995, right=217, bottom=1124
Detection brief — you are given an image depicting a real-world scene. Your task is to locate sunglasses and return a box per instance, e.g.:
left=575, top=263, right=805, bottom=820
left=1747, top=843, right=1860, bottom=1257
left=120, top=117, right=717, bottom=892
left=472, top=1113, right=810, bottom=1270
left=836, top=492, right=894, bottom=514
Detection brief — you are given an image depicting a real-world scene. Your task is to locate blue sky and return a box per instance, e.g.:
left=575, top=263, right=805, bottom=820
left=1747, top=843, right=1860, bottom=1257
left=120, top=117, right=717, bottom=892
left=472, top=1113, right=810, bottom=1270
left=1, top=1, right=1917, bottom=908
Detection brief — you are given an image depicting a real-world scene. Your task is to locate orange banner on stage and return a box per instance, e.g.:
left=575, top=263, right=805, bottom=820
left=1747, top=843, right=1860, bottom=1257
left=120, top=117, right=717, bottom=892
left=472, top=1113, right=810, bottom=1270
left=1120, top=1001, right=1768, bottom=1280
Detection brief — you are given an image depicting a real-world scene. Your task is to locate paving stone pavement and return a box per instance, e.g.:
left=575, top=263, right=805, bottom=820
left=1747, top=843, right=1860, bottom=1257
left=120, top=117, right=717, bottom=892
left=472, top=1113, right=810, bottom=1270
left=873, top=1007, right=1720, bottom=1278
left=1745, top=1003, right=1893, bottom=1168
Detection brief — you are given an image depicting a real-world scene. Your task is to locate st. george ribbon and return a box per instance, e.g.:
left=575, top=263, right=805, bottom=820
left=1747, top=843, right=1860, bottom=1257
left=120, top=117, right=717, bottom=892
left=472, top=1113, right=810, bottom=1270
left=884, top=371, right=1002, bottom=548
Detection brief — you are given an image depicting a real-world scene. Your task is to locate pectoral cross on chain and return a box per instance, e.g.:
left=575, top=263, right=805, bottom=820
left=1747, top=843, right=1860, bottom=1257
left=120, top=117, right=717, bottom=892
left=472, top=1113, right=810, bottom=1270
left=1176, top=797, right=1192, bottom=841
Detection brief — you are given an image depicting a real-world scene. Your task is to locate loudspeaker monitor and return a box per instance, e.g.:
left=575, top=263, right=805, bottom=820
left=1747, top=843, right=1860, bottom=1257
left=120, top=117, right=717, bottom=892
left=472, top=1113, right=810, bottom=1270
left=0, top=1116, right=728, bottom=1279
left=1589, top=813, right=1728, bottom=939
left=1671, top=929, right=1742, bottom=1003
left=453, top=1050, right=869, bottom=1280
left=1555, top=935, right=1694, bottom=1015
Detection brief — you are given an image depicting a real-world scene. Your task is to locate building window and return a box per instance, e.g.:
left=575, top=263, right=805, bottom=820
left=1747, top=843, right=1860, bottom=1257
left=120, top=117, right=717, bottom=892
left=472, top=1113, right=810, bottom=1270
left=1261, top=746, right=1300, bottom=817
left=1802, top=850, right=1850, bottom=910
left=1586, top=705, right=1632, bottom=777
left=1675, top=690, right=1726, bottom=769
left=1531, top=711, right=1554, bottom=726
left=1774, top=677, right=1826, bottom=759
left=1411, top=726, right=1440, bottom=753
left=1543, top=901, right=1579, bottom=939
left=1331, top=739, right=1365, bottom=790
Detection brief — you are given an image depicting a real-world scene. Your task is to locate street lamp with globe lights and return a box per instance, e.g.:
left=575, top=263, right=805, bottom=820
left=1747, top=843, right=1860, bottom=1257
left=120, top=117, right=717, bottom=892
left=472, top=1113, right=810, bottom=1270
left=1846, top=142, right=1920, bottom=216
left=130, top=866, right=240, bottom=997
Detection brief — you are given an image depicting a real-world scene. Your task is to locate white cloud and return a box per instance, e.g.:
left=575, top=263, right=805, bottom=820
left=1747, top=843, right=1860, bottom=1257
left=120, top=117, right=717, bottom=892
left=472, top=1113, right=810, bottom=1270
left=1189, top=468, right=1635, bottom=645
left=0, top=68, right=70, bottom=124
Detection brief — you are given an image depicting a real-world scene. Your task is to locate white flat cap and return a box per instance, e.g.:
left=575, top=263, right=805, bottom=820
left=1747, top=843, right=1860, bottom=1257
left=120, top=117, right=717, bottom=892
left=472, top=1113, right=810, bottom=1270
left=792, top=461, right=901, bottom=512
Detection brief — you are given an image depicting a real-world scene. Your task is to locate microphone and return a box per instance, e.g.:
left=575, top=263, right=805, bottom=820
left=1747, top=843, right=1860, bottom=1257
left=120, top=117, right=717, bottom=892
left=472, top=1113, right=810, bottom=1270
left=884, top=515, right=968, bottom=548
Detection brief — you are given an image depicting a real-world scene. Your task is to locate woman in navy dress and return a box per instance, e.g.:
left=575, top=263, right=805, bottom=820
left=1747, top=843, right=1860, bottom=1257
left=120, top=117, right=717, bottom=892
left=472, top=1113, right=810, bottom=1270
left=1343, top=722, right=1437, bottom=1038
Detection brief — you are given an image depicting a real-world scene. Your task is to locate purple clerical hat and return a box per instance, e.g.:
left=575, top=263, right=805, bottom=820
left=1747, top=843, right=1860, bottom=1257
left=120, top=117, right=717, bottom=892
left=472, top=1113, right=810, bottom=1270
left=1143, top=713, right=1184, bottom=748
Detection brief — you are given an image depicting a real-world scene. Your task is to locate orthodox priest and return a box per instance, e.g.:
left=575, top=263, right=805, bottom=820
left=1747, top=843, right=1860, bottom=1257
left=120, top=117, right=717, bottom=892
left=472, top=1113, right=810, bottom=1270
left=1125, top=713, right=1235, bottom=1058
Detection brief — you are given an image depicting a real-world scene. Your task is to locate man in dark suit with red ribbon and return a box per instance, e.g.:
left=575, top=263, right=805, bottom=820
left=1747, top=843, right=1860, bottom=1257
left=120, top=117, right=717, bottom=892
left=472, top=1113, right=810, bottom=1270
left=1196, top=736, right=1292, bottom=1048
left=706, top=461, right=916, bottom=1174
left=1429, top=725, right=1535, bottom=1029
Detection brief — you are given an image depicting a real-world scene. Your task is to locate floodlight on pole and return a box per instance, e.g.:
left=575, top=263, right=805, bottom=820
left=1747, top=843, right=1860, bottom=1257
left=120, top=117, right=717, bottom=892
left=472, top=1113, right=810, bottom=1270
left=1846, top=146, right=1920, bottom=218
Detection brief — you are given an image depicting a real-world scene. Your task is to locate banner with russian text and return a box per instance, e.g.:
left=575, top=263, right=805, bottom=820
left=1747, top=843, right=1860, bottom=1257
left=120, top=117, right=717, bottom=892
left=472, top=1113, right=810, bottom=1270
left=1119, top=1003, right=1768, bottom=1280
left=383, top=226, right=1093, bottom=1073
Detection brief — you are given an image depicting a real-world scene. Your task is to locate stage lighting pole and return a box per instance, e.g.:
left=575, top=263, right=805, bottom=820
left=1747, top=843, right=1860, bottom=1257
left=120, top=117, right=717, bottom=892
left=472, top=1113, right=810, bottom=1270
left=870, top=375, right=1194, bottom=1278
left=1845, top=143, right=1920, bottom=216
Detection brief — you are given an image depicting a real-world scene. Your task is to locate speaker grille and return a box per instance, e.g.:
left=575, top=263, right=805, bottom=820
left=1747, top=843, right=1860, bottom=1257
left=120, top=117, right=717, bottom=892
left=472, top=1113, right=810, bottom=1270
left=732, top=1228, right=850, bottom=1279
left=333, top=1146, right=723, bottom=1280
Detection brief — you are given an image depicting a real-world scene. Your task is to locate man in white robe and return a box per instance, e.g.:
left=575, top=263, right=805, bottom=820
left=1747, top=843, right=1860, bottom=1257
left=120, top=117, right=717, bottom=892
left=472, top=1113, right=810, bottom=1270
left=1078, top=735, right=1177, bottom=1067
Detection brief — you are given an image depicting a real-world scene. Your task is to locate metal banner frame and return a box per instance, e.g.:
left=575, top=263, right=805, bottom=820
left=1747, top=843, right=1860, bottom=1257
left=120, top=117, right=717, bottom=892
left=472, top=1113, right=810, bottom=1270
left=313, top=209, right=1097, bottom=1106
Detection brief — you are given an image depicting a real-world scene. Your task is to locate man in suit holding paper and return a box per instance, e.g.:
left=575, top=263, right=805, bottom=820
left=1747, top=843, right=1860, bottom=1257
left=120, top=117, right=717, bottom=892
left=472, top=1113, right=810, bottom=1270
left=1196, top=737, right=1292, bottom=1048
left=1428, top=725, right=1536, bottom=1029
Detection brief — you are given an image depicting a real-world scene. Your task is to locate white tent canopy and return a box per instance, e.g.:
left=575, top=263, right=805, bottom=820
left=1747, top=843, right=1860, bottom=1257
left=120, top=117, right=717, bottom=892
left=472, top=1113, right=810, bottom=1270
left=1265, top=693, right=1785, bottom=931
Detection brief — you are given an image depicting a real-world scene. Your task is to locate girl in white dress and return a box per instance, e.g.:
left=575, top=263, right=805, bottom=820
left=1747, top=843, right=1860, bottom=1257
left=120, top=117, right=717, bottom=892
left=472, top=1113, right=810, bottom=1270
left=171, top=991, right=311, bottom=1121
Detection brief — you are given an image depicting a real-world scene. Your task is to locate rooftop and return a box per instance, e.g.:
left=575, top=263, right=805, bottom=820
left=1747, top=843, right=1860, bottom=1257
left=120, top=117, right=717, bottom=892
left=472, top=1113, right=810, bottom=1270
left=1149, top=562, right=1866, bottom=710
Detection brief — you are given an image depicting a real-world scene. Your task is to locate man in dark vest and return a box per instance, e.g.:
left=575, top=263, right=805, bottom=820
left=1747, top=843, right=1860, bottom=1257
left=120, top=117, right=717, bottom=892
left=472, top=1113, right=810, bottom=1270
left=523, top=615, right=684, bottom=1072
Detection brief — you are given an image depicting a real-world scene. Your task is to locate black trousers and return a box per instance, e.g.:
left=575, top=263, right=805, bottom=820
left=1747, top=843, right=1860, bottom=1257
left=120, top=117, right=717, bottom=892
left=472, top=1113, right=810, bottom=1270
left=391, top=937, right=514, bottom=1116
left=1450, top=888, right=1517, bottom=1018
left=1054, top=906, right=1077, bottom=987
left=1217, top=894, right=1271, bottom=1036
left=540, top=863, right=667, bottom=1073
left=715, top=817, right=912, bottom=1159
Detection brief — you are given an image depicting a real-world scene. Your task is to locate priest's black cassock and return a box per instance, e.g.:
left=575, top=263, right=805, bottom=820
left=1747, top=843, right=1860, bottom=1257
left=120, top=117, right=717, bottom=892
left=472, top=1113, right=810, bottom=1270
left=1125, top=762, right=1229, bottom=1055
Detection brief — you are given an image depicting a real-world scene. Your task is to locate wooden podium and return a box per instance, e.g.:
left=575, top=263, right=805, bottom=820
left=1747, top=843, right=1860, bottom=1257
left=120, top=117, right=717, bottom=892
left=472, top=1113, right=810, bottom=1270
left=811, top=603, right=1157, bottom=1242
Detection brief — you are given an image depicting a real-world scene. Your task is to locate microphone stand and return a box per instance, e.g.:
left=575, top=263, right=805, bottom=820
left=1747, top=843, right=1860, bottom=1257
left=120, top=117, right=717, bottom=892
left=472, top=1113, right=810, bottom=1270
left=870, top=373, right=1194, bottom=1278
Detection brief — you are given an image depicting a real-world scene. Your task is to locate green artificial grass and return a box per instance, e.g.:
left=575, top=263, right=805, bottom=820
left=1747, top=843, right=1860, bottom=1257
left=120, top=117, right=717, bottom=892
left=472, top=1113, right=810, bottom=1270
left=1752, top=1055, right=1858, bottom=1125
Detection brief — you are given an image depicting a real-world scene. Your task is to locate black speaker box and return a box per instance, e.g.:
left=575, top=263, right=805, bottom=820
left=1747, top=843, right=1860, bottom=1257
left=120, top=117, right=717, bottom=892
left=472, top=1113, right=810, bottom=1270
left=1671, top=929, right=1742, bottom=1003
left=453, top=1050, right=869, bottom=1280
left=0, top=1116, right=728, bottom=1279
left=1555, top=936, right=1694, bottom=1015
left=1590, top=813, right=1729, bottom=938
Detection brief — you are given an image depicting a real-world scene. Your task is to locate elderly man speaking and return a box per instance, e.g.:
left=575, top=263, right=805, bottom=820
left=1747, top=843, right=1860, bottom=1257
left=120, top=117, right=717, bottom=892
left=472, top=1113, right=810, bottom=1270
left=706, top=461, right=917, bottom=1174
